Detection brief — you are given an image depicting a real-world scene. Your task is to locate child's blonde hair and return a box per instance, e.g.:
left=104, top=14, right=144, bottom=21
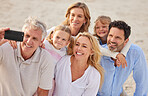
left=93, top=15, right=111, bottom=38
left=46, top=25, right=71, bottom=45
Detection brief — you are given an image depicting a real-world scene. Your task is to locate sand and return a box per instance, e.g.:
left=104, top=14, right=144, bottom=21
left=0, top=0, right=148, bottom=95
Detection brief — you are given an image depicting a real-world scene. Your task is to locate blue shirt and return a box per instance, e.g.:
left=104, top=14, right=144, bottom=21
left=97, top=44, right=148, bottom=96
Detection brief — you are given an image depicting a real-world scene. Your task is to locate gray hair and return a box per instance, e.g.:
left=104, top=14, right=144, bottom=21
left=22, top=16, right=47, bottom=40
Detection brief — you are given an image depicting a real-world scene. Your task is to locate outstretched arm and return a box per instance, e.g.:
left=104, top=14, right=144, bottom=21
left=0, top=28, right=18, bottom=48
left=0, top=28, right=10, bottom=46
left=0, top=28, right=8, bottom=39
left=98, top=44, right=131, bottom=68
left=120, top=40, right=131, bottom=57
left=99, top=44, right=118, bottom=59
left=116, top=40, right=131, bottom=68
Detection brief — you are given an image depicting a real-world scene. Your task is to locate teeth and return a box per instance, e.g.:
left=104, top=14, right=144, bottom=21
left=110, top=43, right=115, bottom=46
left=76, top=52, right=82, bottom=55
left=110, top=42, right=116, bottom=46
left=26, top=44, right=32, bottom=48
left=72, top=22, right=78, bottom=24
left=99, top=32, right=105, bottom=34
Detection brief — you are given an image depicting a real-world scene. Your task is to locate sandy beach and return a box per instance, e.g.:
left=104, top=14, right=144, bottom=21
left=0, top=0, right=148, bottom=95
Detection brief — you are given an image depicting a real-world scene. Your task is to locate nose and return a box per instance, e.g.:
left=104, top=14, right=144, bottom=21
left=57, top=38, right=62, bottom=42
left=99, top=27, right=103, bottom=31
left=73, top=16, right=78, bottom=21
left=26, top=38, right=32, bottom=44
left=77, top=46, right=82, bottom=51
left=110, top=37, right=116, bottom=42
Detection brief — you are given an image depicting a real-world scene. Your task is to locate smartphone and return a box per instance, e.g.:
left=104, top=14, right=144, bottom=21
left=4, top=30, right=24, bottom=42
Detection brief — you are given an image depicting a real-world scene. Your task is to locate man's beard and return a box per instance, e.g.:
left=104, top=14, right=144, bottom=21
left=108, top=41, right=125, bottom=52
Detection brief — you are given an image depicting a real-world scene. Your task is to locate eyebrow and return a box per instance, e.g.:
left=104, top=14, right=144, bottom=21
left=76, top=41, right=88, bottom=45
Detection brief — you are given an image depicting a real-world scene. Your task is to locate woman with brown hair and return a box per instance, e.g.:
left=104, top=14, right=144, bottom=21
left=47, top=2, right=90, bottom=36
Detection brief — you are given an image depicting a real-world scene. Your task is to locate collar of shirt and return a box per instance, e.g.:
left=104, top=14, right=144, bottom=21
left=15, top=42, right=41, bottom=64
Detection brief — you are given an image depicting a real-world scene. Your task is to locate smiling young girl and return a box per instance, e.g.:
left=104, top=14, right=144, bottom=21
left=44, top=25, right=71, bottom=64
left=93, top=15, right=132, bottom=68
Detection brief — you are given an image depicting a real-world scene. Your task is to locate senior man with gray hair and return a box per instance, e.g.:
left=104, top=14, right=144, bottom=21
left=0, top=17, right=54, bottom=96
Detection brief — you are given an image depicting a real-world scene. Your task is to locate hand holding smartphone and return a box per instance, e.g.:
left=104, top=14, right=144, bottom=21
left=4, top=30, right=24, bottom=42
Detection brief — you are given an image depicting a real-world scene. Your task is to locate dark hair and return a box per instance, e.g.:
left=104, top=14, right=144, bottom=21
left=108, top=20, right=131, bottom=40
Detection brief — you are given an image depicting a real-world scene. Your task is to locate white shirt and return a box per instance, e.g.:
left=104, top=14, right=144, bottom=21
left=44, top=40, right=67, bottom=64
left=0, top=42, right=54, bottom=96
left=53, top=55, right=101, bottom=96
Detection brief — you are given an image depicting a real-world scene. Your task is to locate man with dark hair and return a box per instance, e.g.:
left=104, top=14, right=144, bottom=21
left=97, top=20, right=148, bottom=96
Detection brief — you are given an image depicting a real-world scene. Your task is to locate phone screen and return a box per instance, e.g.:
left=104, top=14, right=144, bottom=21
left=4, top=30, right=24, bottom=42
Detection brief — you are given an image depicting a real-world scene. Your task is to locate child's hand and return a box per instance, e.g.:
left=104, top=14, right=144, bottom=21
left=0, top=28, right=10, bottom=40
left=115, top=59, right=122, bottom=67
left=116, top=53, right=127, bottom=68
left=40, top=43, right=45, bottom=49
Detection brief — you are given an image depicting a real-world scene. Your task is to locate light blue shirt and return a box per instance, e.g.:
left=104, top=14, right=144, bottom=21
left=97, top=44, right=148, bottom=96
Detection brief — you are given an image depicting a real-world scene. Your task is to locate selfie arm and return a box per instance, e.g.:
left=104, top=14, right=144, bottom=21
left=0, top=28, right=10, bottom=40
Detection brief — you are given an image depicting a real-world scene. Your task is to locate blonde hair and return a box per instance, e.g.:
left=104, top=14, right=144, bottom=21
left=46, top=25, right=71, bottom=45
left=62, top=2, right=91, bottom=32
left=70, top=32, right=104, bottom=89
left=94, top=15, right=111, bottom=37
left=22, top=16, right=47, bottom=40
